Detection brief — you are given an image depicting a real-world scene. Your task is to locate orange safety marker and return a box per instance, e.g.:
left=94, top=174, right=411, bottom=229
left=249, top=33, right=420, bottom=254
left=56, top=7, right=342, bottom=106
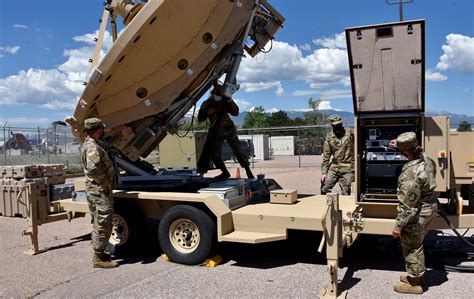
left=235, top=168, right=241, bottom=179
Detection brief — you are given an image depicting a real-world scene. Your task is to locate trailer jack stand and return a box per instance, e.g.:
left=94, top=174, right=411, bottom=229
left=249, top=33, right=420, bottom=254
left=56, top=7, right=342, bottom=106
left=22, top=228, right=44, bottom=255
left=319, top=193, right=347, bottom=299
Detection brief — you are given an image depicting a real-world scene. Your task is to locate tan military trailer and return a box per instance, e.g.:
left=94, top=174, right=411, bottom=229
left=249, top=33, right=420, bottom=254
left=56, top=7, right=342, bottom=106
left=13, top=1, right=473, bottom=298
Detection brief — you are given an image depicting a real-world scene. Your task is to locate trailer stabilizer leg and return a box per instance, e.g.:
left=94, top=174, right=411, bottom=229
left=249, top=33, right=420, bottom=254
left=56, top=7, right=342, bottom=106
left=319, top=193, right=347, bottom=299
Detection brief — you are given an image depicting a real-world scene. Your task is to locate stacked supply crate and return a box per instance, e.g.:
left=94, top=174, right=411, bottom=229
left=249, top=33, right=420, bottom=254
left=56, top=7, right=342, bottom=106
left=0, top=164, right=70, bottom=218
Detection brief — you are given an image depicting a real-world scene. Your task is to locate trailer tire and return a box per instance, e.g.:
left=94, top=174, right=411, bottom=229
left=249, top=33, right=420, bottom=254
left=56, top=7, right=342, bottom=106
left=108, top=201, right=141, bottom=256
left=158, top=205, right=216, bottom=265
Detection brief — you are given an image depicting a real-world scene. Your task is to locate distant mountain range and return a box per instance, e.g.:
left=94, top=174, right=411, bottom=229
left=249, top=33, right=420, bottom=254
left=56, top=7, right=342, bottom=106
left=230, top=109, right=474, bottom=128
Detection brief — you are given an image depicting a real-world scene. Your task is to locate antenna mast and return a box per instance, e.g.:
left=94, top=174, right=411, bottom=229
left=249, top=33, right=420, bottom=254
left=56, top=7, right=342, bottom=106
left=385, top=0, right=414, bottom=21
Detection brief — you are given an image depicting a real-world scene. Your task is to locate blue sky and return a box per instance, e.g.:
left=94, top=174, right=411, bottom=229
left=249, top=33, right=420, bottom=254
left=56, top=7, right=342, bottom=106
left=0, top=0, right=473, bottom=127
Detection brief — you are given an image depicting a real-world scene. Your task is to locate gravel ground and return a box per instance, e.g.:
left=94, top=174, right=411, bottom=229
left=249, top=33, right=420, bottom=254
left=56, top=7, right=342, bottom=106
left=1, top=155, right=473, bottom=298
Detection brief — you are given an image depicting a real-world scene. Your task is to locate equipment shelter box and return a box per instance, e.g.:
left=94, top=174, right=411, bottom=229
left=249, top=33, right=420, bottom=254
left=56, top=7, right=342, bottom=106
left=0, top=165, right=43, bottom=179
left=0, top=164, right=66, bottom=217
left=0, top=178, right=49, bottom=218
left=346, top=20, right=426, bottom=202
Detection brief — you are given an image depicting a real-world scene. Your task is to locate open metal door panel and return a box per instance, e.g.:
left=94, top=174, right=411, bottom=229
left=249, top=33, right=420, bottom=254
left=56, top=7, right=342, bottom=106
left=424, top=116, right=450, bottom=192
left=346, top=20, right=425, bottom=114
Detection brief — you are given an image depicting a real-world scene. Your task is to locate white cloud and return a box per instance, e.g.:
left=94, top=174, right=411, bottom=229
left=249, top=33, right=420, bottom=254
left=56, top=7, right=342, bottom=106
left=239, top=41, right=349, bottom=87
left=0, top=30, right=113, bottom=110
left=308, top=82, right=331, bottom=89
left=292, top=90, right=317, bottom=97
left=318, top=101, right=334, bottom=110
left=0, top=46, right=20, bottom=55
left=319, top=89, right=352, bottom=100
left=292, top=89, right=352, bottom=100
left=276, top=84, right=284, bottom=96
left=268, top=108, right=280, bottom=113
left=13, top=24, right=28, bottom=29
left=240, top=81, right=280, bottom=92
left=73, top=31, right=113, bottom=49
left=290, top=108, right=311, bottom=112
left=248, top=106, right=257, bottom=112
left=0, top=117, right=52, bottom=127
left=299, top=43, right=311, bottom=51
left=313, top=32, right=346, bottom=49
left=240, top=81, right=284, bottom=96
left=290, top=103, right=335, bottom=111
left=426, top=69, right=448, bottom=81
left=436, top=34, right=474, bottom=74
left=233, top=99, right=251, bottom=111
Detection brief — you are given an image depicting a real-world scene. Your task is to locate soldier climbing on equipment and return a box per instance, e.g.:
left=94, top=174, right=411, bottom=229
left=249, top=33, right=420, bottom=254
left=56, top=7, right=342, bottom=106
left=390, top=132, right=438, bottom=295
left=320, top=114, right=355, bottom=195
left=82, top=117, right=118, bottom=269
left=197, top=84, right=254, bottom=179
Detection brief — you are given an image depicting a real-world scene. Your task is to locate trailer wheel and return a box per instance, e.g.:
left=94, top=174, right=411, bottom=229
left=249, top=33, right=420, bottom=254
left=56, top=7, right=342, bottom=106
left=158, top=205, right=215, bottom=265
left=108, top=202, right=141, bottom=256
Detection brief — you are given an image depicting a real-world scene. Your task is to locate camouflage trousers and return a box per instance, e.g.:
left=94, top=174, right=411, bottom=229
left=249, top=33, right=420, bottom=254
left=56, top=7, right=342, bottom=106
left=400, top=203, right=437, bottom=277
left=198, top=125, right=249, bottom=173
left=321, top=168, right=354, bottom=195
left=86, top=189, right=114, bottom=251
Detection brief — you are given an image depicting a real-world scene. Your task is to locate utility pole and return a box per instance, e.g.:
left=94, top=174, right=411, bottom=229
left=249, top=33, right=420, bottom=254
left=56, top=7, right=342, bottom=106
left=51, top=121, right=67, bottom=156
left=385, top=0, right=414, bottom=21
left=2, top=121, right=7, bottom=165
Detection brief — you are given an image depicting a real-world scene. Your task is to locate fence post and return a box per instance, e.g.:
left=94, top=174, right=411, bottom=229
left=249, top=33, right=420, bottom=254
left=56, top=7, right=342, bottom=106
left=3, top=124, right=6, bottom=165
left=37, top=127, right=41, bottom=156
left=251, top=129, right=254, bottom=168
left=297, top=126, right=301, bottom=168
left=46, top=128, right=50, bottom=164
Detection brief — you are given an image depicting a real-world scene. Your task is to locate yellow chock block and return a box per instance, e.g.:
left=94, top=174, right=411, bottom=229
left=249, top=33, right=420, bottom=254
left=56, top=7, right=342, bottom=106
left=202, top=255, right=223, bottom=267
left=161, top=254, right=169, bottom=262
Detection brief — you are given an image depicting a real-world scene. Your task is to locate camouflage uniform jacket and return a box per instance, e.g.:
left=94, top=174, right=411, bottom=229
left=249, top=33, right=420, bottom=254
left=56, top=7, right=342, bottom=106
left=198, top=96, right=239, bottom=131
left=82, top=136, right=115, bottom=193
left=395, top=154, right=437, bottom=230
left=321, top=128, right=355, bottom=174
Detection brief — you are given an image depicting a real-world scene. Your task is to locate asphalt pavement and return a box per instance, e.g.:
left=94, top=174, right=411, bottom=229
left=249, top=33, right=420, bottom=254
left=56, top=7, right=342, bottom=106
left=1, top=156, right=473, bottom=298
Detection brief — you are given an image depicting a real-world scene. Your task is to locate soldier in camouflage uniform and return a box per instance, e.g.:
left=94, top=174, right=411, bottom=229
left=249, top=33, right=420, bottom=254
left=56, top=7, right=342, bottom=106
left=82, top=117, right=118, bottom=268
left=197, top=85, right=254, bottom=179
left=321, top=115, right=354, bottom=195
left=391, top=132, right=438, bottom=294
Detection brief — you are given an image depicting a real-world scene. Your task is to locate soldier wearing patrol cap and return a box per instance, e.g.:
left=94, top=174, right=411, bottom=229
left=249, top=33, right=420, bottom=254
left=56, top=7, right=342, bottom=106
left=390, top=132, right=438, bottom=294
left=320, top=114, right=355, bottom=195
left=82, top=117, right=118, bottom=268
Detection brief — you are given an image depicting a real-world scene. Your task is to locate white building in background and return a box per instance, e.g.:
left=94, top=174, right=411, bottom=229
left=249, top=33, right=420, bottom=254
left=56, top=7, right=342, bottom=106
left=238, top=134, right=269, bottom=160
left=269, top=136, right=295, bottom=156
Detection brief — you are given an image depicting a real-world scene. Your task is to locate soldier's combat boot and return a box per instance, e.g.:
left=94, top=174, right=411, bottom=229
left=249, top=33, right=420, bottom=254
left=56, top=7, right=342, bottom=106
left=244, top=165, right=254, bottom=179
left=400, top=274, right=408, bottom=283
left=93, top=251, right=118, bottom=268
left=215, top=170, right=231, bottom=179
left=394, top=276, right=423, bottom=294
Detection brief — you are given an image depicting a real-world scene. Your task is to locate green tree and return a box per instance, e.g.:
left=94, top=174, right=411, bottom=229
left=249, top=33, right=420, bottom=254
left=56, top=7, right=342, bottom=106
left=289, top=117, right=307, bottom=126
left=267, top=110, right=291, bottom=127
left=243, top=106, right=268, bottom=128
left=457, top=121, right=472, bottom=132
left=303, top=97, right=328, bottom=125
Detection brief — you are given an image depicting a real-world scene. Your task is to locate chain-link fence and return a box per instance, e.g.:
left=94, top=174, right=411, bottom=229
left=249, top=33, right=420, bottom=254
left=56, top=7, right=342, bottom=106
left=2, top=122, right=470, bottom=172
left=233, top=125, right=333, bottom=168
left=0, top=125, right=83, bottom=172
left=0, top=124, right=333, bottom=170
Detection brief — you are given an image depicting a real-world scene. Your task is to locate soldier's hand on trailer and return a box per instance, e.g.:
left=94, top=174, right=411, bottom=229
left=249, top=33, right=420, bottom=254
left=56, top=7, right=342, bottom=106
left=321, top=174, right=326, bottom=183
left=389, top=139, right=397, bottom=148
left=392, top=228, right=400, bottom=238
